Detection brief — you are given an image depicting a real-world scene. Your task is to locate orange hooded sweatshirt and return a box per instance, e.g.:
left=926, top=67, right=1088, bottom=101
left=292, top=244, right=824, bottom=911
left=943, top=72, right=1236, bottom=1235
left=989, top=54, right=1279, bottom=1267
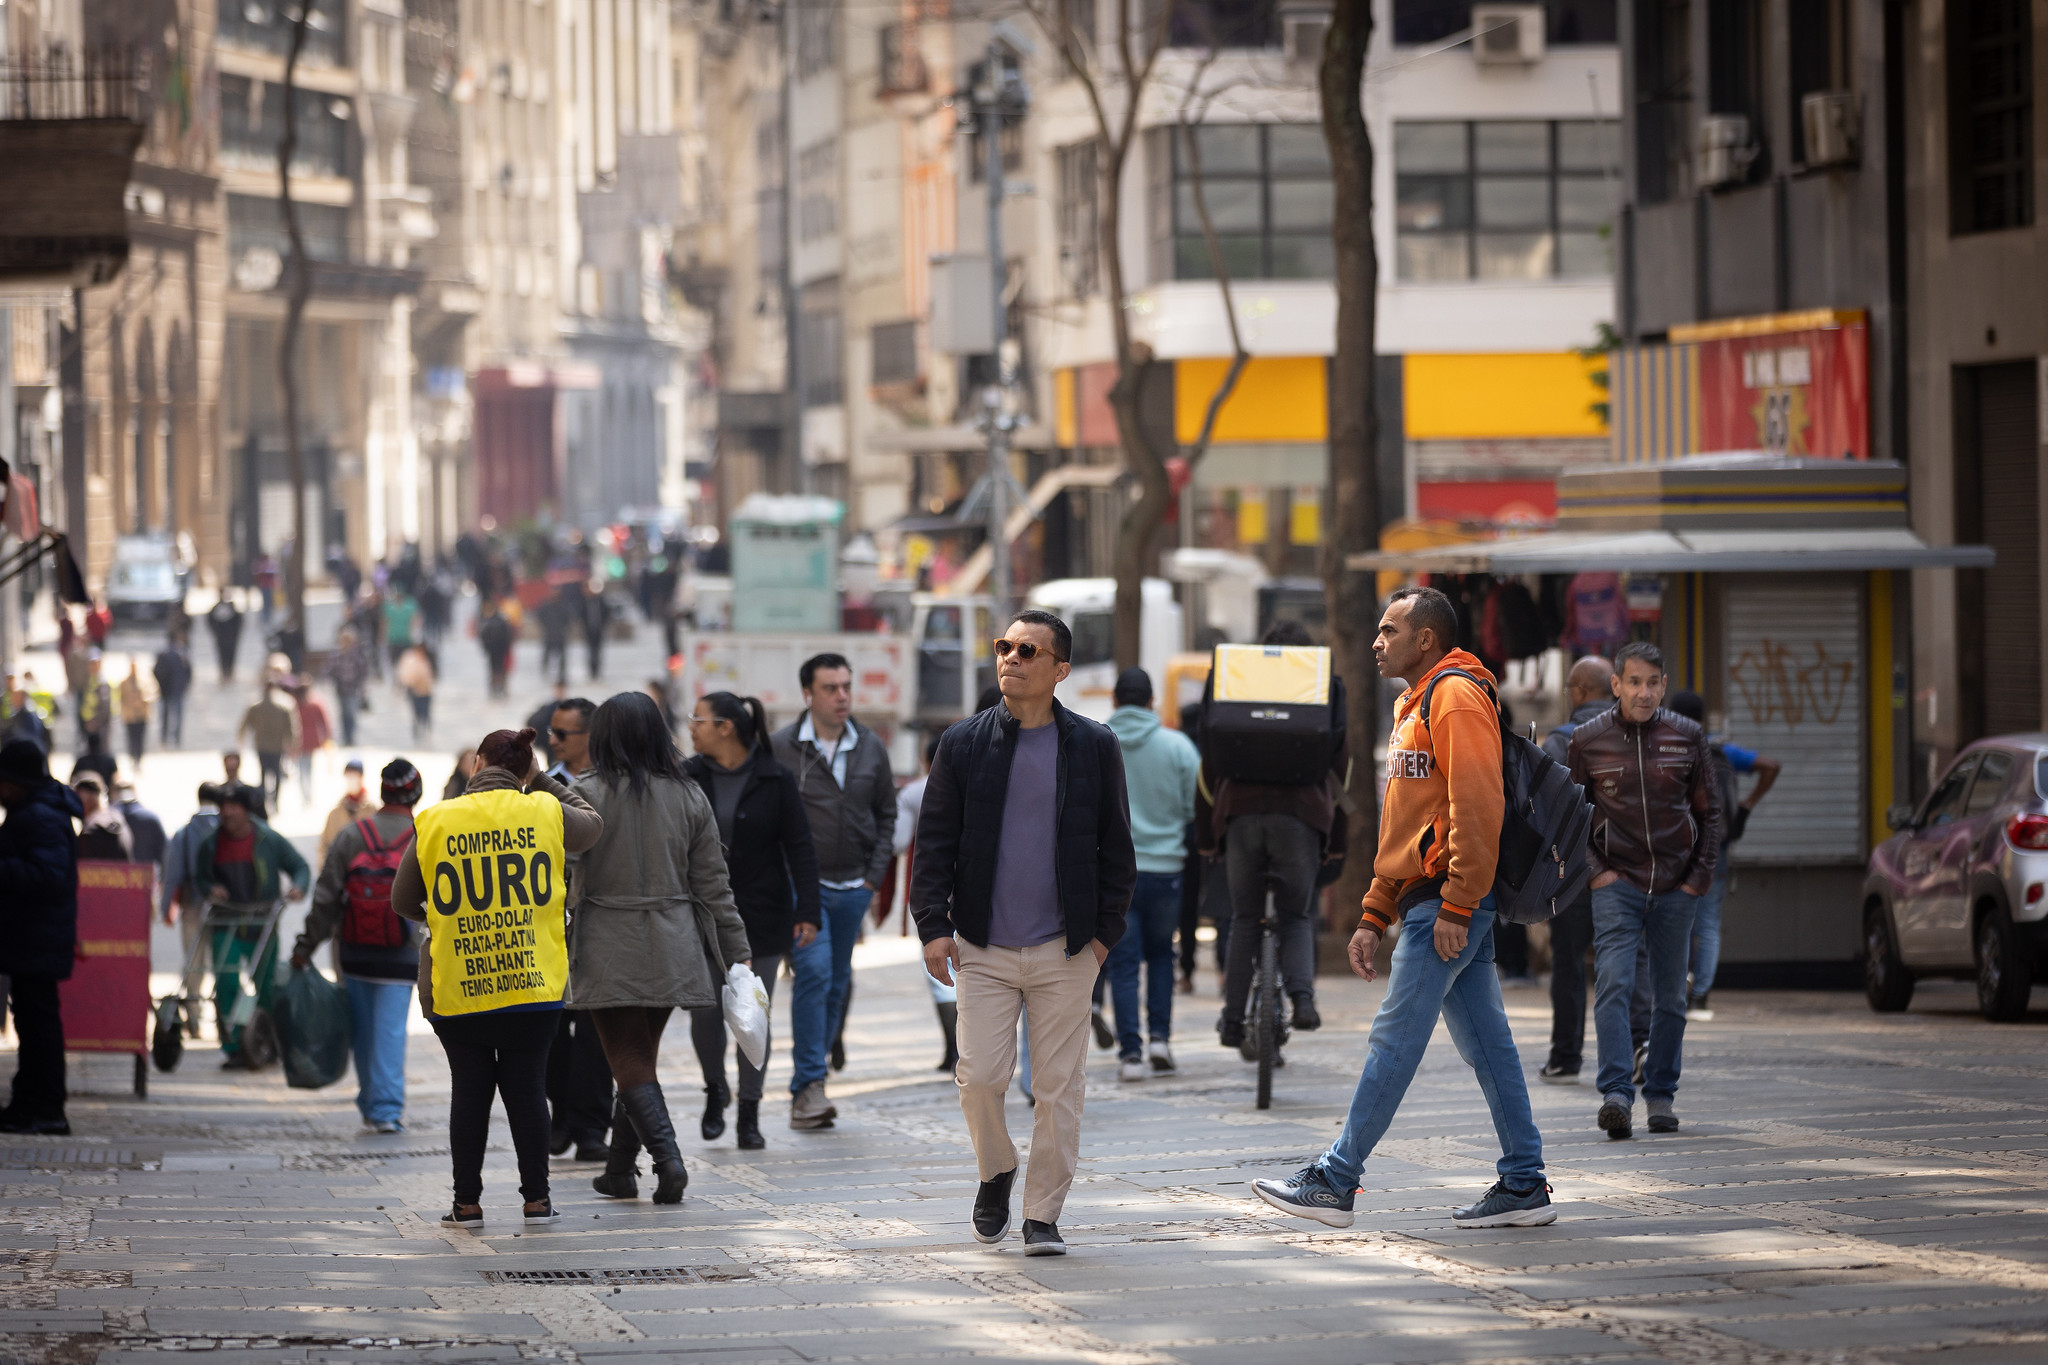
left=1361, top=649, right=1504, bottom=933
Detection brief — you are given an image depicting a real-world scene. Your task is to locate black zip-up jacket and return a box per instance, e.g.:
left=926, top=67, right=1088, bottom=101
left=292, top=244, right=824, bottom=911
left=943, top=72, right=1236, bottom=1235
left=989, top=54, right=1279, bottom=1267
left=1567, top=705, right=1721, bottom=896
left=683, top=748, right=822, bottom=958
left=770, top=713, right=896, bottom=886
left=911, top=699, right=1136, bottom=956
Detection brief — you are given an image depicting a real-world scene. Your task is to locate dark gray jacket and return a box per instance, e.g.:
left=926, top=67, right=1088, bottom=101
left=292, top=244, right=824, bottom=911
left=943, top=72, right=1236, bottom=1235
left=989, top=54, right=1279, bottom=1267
left=770, top=713, right=896, bottom=886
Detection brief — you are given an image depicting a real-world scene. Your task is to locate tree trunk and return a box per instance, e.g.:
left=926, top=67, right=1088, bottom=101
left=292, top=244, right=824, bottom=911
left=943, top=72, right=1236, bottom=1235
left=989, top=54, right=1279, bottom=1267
left=1099, top=139, right=1168, bottom=671
left=277, top=4, right=313, bottom=632
left=1319, top=0, right=1381, bottom=924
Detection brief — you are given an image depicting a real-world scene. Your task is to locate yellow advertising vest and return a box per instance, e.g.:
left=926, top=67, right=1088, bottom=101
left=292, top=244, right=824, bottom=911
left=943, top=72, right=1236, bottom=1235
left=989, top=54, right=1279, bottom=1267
left=415, top=789, right=568, bottom=1017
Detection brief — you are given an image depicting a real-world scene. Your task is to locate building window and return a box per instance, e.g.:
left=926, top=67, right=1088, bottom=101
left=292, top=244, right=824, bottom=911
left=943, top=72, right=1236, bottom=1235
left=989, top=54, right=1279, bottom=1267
left=1395, top=120, right=1620, bottom=281
left=799, top=280, right=843, bottom=408
left=217, top=0, right=346, bottom=65
left=1166, top=0, right=1278, bottom=48
left=794, top=1, right=836, bottom=78
left=1165, top=124, right=1334, bottom=282
left=220, top=75, right=352, bottom=180
left=228, top=194, right=352, bottom=263
left=1392, top=0, right=1616, bottom=44
left=1949, top=0, right=2035, bottom=234
left=1057, top=140, right=1100, bottom=297
left=1634, top=0, right=1691, bottom=203
left=872, top=320, right=918, bottom=387
left=1787, top=0, right=1849, bottom=164
left=796, top=138, right=837, bottom=243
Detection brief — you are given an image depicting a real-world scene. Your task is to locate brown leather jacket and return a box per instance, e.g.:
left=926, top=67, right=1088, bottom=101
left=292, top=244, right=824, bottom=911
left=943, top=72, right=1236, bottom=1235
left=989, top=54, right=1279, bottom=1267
left=1566, top=705, right=1721, bottom=896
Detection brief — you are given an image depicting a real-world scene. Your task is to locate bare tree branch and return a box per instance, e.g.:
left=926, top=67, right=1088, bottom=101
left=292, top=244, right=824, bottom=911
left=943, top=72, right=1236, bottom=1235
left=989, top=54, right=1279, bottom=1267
left=1174, top=44, right=1250, bottom=473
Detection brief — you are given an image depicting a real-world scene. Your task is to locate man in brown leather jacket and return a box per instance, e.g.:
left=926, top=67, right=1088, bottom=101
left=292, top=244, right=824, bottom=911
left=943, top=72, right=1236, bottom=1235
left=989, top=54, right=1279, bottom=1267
left=1567, top=641, right=1720, bottom=1140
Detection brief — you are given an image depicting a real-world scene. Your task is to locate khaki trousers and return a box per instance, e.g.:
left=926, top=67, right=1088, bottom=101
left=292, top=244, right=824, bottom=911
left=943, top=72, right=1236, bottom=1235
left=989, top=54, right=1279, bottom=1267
left=954, top=937, right=1097, bottom=1224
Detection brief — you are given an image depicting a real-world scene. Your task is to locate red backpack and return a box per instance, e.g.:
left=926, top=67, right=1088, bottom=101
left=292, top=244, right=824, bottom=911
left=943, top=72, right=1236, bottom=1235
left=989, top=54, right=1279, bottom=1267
left=342, top=818, right=414, bottom=947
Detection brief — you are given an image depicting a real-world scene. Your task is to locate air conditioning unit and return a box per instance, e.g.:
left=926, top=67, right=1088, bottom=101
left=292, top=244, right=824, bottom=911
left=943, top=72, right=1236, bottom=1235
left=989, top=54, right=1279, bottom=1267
left=1802, top=91, right=1861, bottom=167
left=1696, top=114, right=1758, bottom=187
left=1282, top=8, right=1330, bottom=66
left=1470, top=4, right=1545, bottom=64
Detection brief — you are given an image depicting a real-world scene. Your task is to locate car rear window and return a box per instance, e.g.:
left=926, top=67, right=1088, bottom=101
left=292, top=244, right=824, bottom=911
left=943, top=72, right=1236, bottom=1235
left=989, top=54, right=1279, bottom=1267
left=2038, top=755, right=2048, bottom=802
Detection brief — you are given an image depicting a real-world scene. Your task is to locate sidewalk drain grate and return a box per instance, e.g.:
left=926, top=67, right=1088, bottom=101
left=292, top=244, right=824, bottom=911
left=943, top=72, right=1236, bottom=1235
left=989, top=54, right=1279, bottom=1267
left=482, top=1266, right=753, bottom=1286
left=0, top=1147, right=151, bottom=1169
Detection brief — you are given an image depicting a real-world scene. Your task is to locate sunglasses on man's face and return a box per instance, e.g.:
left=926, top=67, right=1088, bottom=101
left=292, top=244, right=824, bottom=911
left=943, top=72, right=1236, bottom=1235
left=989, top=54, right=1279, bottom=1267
left=549, top=726, right=585, bottom=740
left=993, top=637, right=1064, bottom=663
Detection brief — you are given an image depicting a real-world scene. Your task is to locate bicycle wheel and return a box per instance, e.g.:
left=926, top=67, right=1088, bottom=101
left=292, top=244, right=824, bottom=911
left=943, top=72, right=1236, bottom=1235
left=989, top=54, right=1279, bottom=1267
left=1255, top=924, right=1278, bottom=1110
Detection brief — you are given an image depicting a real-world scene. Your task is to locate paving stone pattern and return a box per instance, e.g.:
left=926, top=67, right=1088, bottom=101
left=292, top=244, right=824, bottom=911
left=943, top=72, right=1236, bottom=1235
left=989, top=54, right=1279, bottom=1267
left=6, top=946, right=2047, bottom=1365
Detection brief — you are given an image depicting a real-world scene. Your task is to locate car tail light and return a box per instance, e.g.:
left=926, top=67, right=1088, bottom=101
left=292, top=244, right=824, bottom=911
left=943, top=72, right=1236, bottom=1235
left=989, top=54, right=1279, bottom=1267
left=2007, top=814, right=2048, bottom=850
left=2030, top=884, right=2045, bottom=906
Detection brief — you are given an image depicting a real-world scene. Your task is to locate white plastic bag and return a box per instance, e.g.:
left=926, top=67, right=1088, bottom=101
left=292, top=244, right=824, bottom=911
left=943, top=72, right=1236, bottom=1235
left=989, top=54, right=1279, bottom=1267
left=722, top=962, right=772, bottom=1068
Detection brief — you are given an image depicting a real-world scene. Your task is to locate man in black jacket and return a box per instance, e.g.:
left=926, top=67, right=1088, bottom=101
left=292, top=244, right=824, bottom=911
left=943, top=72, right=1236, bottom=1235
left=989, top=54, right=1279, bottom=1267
left=771, top=653, right=896, bottom=1129
left=0, top=740, right=82, bottom=1134
left=914, top=609, right=1136, bottom=1256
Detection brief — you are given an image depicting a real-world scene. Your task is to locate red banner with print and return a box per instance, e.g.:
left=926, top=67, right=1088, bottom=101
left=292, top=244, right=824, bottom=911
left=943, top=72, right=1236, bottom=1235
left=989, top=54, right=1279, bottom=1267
left=59, top=861, right=153, bottom=1054
left=1695, top=318, right=1869, bottom=460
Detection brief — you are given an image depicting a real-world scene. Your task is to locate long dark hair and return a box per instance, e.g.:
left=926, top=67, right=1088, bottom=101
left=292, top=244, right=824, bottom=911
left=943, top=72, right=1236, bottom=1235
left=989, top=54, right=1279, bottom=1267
left=702, top=691, right=768, bottom=751
left=588, top=691, right=688, bottom=797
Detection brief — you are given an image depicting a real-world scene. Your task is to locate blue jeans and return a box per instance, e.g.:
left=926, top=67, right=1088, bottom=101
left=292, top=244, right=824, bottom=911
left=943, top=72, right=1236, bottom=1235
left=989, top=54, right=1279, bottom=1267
left=787, top=918, right=835, bottom=1094
left=1107, top=871, right=1180, bottom=1059
left=1689, top=873, right=1727, bottom=998
left=345, top=976, right=412, bottom=1125
left=821, top=884, right=873, bottom=1047
left=1591, top=881, right=1698, bottom=1103
left=1316, top=896, right=1544, bottom=1191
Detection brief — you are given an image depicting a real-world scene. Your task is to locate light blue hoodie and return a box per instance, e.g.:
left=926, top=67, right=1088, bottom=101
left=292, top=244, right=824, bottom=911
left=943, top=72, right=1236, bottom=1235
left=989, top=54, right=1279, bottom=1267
left=1106, top=705, right=1201, bottom=874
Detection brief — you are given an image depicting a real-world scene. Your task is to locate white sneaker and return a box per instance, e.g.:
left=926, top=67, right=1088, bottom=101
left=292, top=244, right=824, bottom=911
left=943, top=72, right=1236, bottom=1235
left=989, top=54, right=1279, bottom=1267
left=1147, top=1041, right=1176, bottom=1073
left=1118, top=1057, right=1148, bottom=1083
left=1686, top=1005, right=1715, bottom=1022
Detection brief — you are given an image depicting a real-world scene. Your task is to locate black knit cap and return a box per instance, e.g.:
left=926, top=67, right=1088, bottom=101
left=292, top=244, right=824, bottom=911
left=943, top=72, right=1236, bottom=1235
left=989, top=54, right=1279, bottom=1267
left=381, top=758, right=423, bottom=807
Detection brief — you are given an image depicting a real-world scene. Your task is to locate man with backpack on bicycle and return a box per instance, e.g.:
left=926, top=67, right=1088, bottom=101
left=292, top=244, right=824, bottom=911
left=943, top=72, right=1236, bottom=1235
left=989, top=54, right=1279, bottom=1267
left=291, top=760, right=424, bottom=1130
left=1254, top=586, right=1556, bottom=1229
left=1202, top=620, right=1348, bottom=1053
left=1568, top=643, right=1720, bottom=1140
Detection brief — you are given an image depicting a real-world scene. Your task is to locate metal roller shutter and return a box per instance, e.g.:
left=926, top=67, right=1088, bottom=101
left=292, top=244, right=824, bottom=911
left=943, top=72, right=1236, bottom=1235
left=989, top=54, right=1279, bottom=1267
left=1722, top=577, right=1864, bottom=865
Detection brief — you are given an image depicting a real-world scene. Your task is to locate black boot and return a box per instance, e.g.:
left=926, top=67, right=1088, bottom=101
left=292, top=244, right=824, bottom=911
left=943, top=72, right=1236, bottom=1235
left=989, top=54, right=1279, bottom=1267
left=735, top=1100, right=764, bottom=1151
left=701, top=1083, right=728, bottom=1142
left=619, top=1081, right=688, bottom=1204
left=591, top=1095, right=640, bottom=1199
left=935, top=1001, right=959, bottom=1072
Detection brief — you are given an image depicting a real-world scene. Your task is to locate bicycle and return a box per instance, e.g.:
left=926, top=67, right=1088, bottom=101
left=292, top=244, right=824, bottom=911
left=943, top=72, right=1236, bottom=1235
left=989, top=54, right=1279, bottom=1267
left=1242, top=886, right=1290, bottom=1110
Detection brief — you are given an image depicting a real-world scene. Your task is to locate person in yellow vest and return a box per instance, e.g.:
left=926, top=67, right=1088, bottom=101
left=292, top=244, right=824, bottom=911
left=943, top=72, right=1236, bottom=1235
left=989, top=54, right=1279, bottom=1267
left=392, top=726, right=603, bottom=1229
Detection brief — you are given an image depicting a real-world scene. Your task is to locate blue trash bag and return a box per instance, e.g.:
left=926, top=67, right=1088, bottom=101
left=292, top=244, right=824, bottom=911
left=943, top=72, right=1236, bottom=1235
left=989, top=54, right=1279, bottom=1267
left=274, top=964, right=353, bottom=1089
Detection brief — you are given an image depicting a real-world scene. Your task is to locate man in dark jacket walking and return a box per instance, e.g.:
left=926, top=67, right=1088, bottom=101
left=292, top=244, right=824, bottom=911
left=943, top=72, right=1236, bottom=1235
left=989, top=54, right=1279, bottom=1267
left=0, top=740, right=82, bottom=1134
left=770, top=653, right=896, bottom=1130
left=1568, top=641, right=1720, bottom=1139
left=914, top=609, right=1136, bottom=1256
left=1538, top=654, right=1615, bottom=1083
left=154, top=634, right=193, bottom=748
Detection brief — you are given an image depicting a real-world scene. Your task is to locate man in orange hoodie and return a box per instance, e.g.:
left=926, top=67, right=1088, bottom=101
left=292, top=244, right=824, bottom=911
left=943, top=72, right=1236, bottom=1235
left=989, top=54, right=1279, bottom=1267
left=1253, top=586, right=1553, bottom=1229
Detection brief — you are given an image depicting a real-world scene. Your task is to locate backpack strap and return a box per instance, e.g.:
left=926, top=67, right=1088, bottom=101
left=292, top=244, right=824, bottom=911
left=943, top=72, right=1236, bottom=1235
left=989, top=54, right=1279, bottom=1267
left=1418, top=668, right=1498, bottom=731
left=354, top=817, right=384, bottom=855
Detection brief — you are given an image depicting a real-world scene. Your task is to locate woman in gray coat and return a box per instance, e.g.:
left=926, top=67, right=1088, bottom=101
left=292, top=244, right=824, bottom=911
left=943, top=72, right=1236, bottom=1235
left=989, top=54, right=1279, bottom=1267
left=572, top=691, right=750, bottom=1203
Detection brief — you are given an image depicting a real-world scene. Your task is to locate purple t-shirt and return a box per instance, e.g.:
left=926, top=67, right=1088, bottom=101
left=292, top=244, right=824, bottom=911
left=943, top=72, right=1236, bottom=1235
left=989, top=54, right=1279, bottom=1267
left=989, top=721, right=1064, bottom=947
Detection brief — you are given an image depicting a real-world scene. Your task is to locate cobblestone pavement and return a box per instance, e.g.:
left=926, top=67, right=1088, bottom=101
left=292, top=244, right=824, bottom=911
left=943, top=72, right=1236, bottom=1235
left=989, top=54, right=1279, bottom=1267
left=10, top=598, right=2048, bottom=1364
left=6, top=931, right=2046, bottom=1365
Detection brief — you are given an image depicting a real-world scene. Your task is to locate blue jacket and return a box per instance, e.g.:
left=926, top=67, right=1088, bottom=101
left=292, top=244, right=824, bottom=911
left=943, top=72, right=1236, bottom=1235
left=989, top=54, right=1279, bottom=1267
left=0, top=777, right=83, bottom=979
left=1106, top=706, right=1199, bottom=875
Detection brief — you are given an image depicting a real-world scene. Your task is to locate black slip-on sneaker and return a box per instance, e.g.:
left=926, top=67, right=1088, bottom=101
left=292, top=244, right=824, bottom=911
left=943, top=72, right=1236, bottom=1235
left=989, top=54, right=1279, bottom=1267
left=1022, top=1219, right=1066, bottom=1255
left=972, top=1168, right=1017, bottom=1245
left=441, top=1204, right=483, bottom=1229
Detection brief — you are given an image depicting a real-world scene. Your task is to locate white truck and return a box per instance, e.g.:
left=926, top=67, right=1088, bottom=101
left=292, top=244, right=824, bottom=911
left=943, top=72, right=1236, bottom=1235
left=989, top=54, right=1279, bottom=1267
left=677, top=579, right=1182, bottom=771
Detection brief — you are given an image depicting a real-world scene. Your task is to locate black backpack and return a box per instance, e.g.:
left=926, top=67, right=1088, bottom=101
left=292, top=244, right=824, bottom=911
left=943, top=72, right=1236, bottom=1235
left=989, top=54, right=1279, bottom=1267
left=1419, top=669, right=1594, bottom=926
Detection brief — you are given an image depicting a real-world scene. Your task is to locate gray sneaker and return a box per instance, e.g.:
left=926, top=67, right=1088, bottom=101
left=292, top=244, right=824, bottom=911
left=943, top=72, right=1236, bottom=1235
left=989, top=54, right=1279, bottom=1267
left=1452, top=1180, right=1557, bottom=1228
left=1646, top=1096, right=1679, bottom=1132
left=790, top=1080, right=836, bottom=1129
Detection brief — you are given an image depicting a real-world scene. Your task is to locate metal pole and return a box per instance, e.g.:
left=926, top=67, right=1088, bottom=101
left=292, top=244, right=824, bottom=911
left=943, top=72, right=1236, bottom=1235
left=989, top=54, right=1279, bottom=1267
left=983, top=42, right=1010, bottom=621
left=783, top=0, right=808, bottom=495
